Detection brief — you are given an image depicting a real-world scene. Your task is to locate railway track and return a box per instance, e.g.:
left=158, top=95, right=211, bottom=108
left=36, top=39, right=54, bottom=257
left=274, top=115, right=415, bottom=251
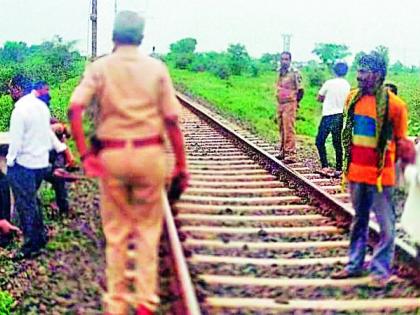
left=164, top=93, right=420, bottom=314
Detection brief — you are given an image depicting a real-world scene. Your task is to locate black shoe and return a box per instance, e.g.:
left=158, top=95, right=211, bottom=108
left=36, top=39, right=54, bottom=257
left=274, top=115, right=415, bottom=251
left=65, top=165, right=80, bottom=172
left=12, top=248, right=43, bottom=261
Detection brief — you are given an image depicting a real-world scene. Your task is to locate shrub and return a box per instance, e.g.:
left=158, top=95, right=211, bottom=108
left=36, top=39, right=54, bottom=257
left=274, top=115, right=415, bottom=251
left=0, top=291, right=14, bottom=315
left=306, top=66, right=328, bottom=87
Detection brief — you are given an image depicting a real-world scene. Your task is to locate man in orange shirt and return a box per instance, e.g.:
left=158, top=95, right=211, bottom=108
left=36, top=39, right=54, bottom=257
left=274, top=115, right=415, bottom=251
left=68, top=11, right=188, bottom=315
left=332, top=52, right=412, bottom=285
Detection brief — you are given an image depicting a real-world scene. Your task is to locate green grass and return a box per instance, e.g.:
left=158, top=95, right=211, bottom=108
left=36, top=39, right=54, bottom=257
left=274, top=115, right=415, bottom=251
left=0, top=291, right=14, bottom=315
left=170, top=67, right=420, bottom=139
left=172, top=69, right=323, bottom=142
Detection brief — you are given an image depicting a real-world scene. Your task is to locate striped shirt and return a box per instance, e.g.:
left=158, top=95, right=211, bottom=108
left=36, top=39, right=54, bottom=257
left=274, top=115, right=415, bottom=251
left=347, top=91, right=408, bottom=186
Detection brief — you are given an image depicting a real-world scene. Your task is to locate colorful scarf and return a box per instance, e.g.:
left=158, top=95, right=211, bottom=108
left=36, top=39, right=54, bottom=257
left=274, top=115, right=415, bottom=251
left=342, top=86, right=391, bottom=192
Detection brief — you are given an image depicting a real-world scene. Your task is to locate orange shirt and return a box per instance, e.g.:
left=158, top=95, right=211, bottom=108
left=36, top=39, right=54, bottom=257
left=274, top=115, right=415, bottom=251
left=347, top=91, right=408, bottom=186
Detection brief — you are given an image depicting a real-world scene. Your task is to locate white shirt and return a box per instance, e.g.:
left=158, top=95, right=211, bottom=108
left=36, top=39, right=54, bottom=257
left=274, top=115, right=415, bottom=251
left=6, top=92, right=66, bottom=169
left=318, top=77, right=351, bottom=116
left=401, top=142, right=420, bottom=243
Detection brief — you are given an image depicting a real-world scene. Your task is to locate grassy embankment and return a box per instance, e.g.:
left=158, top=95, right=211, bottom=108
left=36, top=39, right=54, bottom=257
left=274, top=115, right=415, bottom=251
left=170, top=67, right=420, bottom=139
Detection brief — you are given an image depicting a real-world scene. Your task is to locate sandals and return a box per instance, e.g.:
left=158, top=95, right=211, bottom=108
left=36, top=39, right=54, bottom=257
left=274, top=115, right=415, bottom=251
left=316, top=168, right=342, bottom=178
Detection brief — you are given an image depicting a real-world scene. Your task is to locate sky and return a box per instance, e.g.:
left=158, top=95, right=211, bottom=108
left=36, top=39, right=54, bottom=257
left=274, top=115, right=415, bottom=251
left=1, top=0, right=420, bottom=66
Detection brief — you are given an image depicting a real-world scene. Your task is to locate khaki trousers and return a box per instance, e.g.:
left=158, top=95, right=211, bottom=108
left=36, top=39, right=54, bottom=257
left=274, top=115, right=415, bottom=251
left=277, top=101, right=297, bottom=158
left=99, top=143, right=167, bottom=314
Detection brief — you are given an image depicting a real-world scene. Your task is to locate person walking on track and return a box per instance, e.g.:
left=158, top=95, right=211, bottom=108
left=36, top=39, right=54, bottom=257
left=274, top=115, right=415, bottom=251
left=331, top=52, right=413, bottom=286
left=315, top=62, right=350, bottom=177
left=276, top=51, right=304, bottom=163
left=68, top=11, right=189, bottom=315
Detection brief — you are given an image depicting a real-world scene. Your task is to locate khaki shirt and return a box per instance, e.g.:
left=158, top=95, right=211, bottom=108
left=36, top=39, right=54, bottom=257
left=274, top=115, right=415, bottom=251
left=70, top=46, right=180, bottom=139
left=276, top=67, right=303, bottom=104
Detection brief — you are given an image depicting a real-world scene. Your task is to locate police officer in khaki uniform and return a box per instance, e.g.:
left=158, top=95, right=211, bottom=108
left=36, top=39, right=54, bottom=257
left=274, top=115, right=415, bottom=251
left=276, top=51, right=304, bottom=163
left=68, top=11, right=188, bottom=315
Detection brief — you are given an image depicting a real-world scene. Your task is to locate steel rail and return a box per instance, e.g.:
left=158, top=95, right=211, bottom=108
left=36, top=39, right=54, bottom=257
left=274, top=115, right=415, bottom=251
left=176, top=91, right=419, bottom=267
left=162, top=191, right=202, bottom=315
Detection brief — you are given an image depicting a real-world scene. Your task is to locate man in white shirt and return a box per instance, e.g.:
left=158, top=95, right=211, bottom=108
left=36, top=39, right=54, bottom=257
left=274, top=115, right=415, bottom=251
left=316, top=62, right=351, bottom=176
left=6, top=81, right=65, bottom=259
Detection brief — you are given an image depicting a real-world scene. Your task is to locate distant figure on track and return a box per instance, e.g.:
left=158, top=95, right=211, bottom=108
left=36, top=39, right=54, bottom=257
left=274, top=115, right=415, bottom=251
left=68, top=11, right=189, bottom=315
left=276, top=51, right=304, bottom=163
left=315, top=62, right=350, bottom=177
left=331, top=52, right=414, bottom=285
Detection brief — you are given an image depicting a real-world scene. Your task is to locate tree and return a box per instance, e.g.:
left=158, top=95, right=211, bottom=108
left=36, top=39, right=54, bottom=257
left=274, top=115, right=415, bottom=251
left=312, top=43, right=351, bottom=68
left=373, top=45, right=389, bottom=66
left=389, top=61, right=407, bottom=74
left=169, top=37, right=197, bottom=54
left=0, top=37, right=84, bottom=92
left=226, top=43, right=250, bottom=75
left=259, top=53, right=280, bottom=71
left=0, top=41, right=29, bottom=64
left=168, top=38, right=197, bottom=69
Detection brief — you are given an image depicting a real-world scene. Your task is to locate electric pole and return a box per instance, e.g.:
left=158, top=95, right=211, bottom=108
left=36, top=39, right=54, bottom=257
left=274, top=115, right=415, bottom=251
left=91, top=0, right=98, bottom=58
left=282, top=34, right=292, bottom=52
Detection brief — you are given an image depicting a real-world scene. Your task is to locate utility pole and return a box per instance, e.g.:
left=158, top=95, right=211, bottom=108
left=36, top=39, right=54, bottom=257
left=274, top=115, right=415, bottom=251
left=282, top=34, right=292, bottom=52
left=91, top=0, right=98, bottom=58
left=114, top=0, right=118, bottom=14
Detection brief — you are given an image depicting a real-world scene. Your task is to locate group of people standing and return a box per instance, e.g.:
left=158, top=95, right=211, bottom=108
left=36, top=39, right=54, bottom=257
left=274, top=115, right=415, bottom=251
left=1, top=9, right=418, bottom=315
left=276, top=50, right=418, bottom=285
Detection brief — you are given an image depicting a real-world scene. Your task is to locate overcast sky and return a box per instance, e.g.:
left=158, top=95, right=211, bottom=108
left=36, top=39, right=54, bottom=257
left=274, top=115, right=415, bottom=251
left=1, top=0, right=420, bottom=65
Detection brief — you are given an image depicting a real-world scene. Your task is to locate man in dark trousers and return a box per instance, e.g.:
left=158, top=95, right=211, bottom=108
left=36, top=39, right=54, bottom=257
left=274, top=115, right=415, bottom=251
left=0, top=75, right=33, bottom=247
left=315, top=62, right=350, bottom=177
left=6, top=81, right=62, bottom=259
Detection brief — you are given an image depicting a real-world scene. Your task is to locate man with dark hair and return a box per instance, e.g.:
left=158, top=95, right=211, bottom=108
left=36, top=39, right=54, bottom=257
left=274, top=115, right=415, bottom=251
left=276, top=51, right=304, bottom=163
left=315, top=62, right=350, bottom=177
left=7, top=75, right=32, bottom=102
left=331, top=52, right=413, bottom=285
left=68, top=10, right=188, bottom=315
left=6, top=81, right=63, bottom=259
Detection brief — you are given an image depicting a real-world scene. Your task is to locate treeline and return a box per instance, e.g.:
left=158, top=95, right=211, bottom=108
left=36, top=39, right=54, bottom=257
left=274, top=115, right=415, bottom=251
left=0, top=36, right=85, bottom=94
left=163, top=38, right=419, bottom=85
left=0, top=37, right=86, bottom=130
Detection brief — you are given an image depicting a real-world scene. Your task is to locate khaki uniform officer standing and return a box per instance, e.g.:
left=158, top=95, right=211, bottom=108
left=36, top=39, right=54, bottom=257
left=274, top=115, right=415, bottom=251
left=68, top=11, right=189, bottom=315
left=276, top=51, right=304, bottom=163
